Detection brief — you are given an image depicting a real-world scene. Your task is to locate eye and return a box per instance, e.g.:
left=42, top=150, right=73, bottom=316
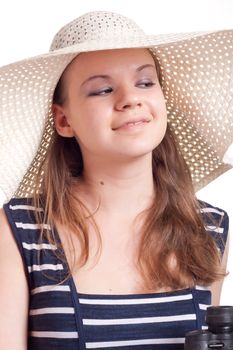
left=88, top=87, right=113, bottom=96
left=137, top=80, right=156, bottom=88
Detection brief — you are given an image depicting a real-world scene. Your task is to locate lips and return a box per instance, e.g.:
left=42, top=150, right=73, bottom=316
left=112, top=118, right=151, bottom=130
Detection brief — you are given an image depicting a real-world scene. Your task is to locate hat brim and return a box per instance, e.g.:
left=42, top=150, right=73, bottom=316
left=0, top=30, right=232, bottom=200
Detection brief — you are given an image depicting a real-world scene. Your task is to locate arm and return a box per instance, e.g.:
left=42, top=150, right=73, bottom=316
left=210, top=231, right=230, bottom=305
left=0, top=208, right=29, bottom=349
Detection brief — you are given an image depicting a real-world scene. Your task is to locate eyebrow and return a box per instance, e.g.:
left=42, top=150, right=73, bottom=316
left=136, top=64, right=156, bottom=72
left=81, top=64, right=156, bottom=86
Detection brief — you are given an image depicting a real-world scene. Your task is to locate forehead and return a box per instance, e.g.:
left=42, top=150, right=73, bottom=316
left=65, top=48, right=155, bottom=77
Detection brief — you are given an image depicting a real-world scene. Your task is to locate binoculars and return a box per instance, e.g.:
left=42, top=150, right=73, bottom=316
left=184, top=306, right=233, bottom=349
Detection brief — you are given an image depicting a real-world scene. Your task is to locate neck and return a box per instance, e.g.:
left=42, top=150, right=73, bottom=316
left=76, top=153, right=155, bottom=217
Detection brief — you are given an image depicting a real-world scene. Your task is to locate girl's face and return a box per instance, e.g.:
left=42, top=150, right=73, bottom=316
left=53, top=48, right=167, bottom=163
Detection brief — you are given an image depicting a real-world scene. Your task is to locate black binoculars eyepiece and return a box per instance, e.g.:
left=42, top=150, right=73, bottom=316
left=184, top=306, right=233, bottom=349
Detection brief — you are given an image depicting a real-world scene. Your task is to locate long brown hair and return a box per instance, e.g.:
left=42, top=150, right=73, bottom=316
left=33, top=54, right=225, bottom=290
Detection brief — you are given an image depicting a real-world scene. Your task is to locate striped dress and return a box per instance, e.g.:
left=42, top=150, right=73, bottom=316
left=3, top=198, right=229, bottom=350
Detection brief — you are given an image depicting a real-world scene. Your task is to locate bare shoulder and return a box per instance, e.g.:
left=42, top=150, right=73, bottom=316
left=0, top=207, right=29, bottom=349
left=0, top=207, right=22, bottom=260
left=211, top=230, right=230, bottom=306
left=0, top=206, right=28, bottom=283
left=0, top=207, right=16, bottom=243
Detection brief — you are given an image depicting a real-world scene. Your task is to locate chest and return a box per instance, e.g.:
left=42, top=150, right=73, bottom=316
left=28, top=280, right=211, bottom=350
left=58, top=218, right=147, bottom=294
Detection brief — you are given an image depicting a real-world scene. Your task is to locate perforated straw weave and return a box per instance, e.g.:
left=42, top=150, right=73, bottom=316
left=0, top=11, right=232, bottom=200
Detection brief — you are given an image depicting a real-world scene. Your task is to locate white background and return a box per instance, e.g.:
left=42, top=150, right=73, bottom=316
left=0, top=0, right=232, bottom=303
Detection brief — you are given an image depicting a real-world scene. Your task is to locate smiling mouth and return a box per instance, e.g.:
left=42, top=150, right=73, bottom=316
left=126, top=121, right=147, bottom=127
left=112, top=119, right=150, bottom=130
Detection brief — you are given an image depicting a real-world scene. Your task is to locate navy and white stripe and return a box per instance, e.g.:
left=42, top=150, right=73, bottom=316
left=3, top=197, right=229, bottom=350
left=77, top=287, right=211, bottom=349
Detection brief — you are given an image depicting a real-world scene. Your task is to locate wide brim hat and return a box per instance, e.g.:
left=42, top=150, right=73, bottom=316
left=0, top=11, right=232, bottom=201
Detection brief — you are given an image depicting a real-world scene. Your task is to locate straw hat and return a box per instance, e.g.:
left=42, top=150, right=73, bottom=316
left=0, top=11, right=232, bottom=201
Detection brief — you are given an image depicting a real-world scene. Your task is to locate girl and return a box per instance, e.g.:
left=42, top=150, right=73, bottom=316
left=0, top=11, right=232, bottom=350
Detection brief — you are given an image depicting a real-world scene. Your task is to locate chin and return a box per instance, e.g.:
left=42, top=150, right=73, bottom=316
left=116, top=143, right=160, bottom=160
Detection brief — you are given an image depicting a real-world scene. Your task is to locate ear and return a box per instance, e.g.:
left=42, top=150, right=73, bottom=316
left=52, top=104, right=75, bottom=138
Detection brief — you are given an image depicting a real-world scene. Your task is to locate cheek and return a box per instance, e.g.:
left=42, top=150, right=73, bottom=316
left=151, top=96, right=167, bottom=122
left=82, top=101, right=113, bottom=128
left=73, top=107, right=110, bottom=143
left=150, top=95, right=168, bottom=139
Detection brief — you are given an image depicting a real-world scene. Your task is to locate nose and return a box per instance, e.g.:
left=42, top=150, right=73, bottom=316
left=114, top=86, right=143, bottom=111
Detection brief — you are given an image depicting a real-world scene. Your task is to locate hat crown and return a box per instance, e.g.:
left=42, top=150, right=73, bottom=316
left=50, top=11, right=145, bottom=51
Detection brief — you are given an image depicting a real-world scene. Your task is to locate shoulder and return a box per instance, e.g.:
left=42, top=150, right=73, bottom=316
left=0, top=205, right=15, bottom=240
left=2, top=197, right=65, bottom=287
left=0, top=200, right=30, bottom=286
left=3, top=197, right=43, bottom=222
left=3, top=197, right=44, bottom=249
left=197, top=199, right=229, bottom=230
left=198, top=199, right=229, bottom=256
left=0, top=205, right=29, bottom=348
left=3, top=197, right=41, bottom=220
